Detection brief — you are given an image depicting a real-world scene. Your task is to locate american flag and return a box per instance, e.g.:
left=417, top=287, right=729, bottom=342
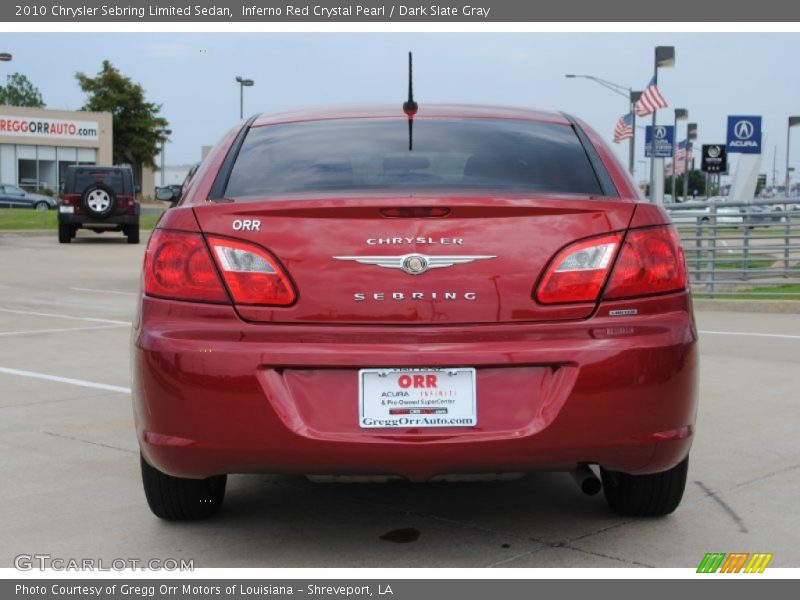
left=613, top=112, right=633, bottom=143
left=634, top=76, right=668, bottom=117
left=669, top=140, right=692, bottom=175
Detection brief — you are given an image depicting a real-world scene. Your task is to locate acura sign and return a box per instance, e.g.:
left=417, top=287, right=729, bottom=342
left=645, top=125, right=674, bottom=158
left=726, top=115, right=762, bottom=154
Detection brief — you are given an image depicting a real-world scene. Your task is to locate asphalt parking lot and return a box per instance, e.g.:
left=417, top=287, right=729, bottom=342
left=1, top=230, right=799, bottom=569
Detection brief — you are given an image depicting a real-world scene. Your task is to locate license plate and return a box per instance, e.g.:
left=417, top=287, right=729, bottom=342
left=358, top=368, right=476, bottom=429
left=59, top=205, right=74, bottom=214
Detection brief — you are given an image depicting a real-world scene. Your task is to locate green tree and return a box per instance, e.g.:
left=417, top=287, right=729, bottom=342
left=665, top=169, right=706, bottom=200
left=0, top=72, right=45, bottom=107
left=75, top=60, right=168, bottom=186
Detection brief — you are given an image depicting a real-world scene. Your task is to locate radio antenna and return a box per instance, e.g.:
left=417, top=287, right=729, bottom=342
left=402, top=52, right=418, bottom=151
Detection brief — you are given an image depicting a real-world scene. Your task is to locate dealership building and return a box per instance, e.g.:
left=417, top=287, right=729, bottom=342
left=0, top=105, right=113, bottom=193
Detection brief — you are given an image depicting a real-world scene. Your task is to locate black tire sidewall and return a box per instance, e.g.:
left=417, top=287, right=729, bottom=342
left=127, top=225, right=140, bottom=244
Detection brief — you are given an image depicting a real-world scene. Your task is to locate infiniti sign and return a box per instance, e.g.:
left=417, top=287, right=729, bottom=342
left=701, top=144, right=727, bottom=174
left=727, top=116, right=762, bottom=154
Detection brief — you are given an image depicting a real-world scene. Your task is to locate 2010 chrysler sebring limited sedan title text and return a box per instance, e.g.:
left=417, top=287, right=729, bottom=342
left=132, top=104, right=698, bottom=520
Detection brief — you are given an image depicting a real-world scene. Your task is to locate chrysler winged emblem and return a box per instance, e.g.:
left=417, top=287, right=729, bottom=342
left=333, top=253, right=496, bottom=275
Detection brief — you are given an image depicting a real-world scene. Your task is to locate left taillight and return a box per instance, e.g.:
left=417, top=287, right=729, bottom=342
left=144, top=230, right=229, bottom=303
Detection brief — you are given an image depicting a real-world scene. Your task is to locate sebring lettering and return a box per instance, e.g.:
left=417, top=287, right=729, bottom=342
left=354, top=292, right=477, bottom=301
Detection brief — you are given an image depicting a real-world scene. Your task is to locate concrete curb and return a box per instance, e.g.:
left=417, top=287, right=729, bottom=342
left=0, top=230, right=155, bottom=237
left=0, top=230, right=54, bottom=237
left=693, top=299, right=800, bottom=313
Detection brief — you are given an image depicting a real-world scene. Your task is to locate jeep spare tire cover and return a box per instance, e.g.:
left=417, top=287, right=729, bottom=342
left=82, top=183, right=116, bottom=218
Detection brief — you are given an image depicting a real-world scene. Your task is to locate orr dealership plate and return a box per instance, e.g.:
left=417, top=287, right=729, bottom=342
left=358, top=367, right=477, bottom=429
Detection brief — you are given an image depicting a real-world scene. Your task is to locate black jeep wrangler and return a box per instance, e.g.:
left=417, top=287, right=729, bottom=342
left=58, top=166, right=140, bottom=244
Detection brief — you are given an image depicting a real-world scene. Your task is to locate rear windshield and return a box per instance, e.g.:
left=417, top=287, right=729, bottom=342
left=224, top=118, right=605, bottom=198
left=73, top=169, right=129, bottom=195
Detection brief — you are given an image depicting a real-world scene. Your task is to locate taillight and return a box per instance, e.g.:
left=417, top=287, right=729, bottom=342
left=207, top=236, right=296, bottom=306
left=604, top=225, right=687, bottom=299
left=536, top=233, right=621, bottom=304
left=144, top=230, right=229, bottom=303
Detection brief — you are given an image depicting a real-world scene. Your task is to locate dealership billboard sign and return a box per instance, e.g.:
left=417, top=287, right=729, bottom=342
left=726, top=116, right=762, bottom=154
left=701, top=144, right=728, bottom=173
left=0, top=115, right=100, bottom=141
left=645, top=125, right=674, bottom=158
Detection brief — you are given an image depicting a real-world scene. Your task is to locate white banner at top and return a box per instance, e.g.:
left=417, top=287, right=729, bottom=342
left=0, top=114, right=100, bottom=141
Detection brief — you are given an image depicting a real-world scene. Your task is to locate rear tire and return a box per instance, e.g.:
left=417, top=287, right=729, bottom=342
left=58, top=224, right=72, bottom=244
left=601, top=457, right=688, bottom=516
left=127, top=224, right=140, bottom=244
left=140, top=454, right=226, bottom=520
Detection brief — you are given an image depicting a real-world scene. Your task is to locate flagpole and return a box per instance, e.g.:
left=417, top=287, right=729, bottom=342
left=672, top=109, right=688, bottom=202
left=683, top=140, right=690, bottom=201
left=649, top=58, right=661, bottom=201
left=629, top=110, right=636, bottom=175
left=672, top=112, right=678, bottom=201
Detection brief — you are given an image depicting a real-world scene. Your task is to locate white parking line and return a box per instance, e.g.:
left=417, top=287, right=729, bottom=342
left=0, top=324, right=128, bottom=337
left=699, top=329, right=800, bottom=340
left=69, top=287, right=137, bottom=296
left=0, top=307, right=131, bottom=326
left=0, top=367, right=131, bottom=394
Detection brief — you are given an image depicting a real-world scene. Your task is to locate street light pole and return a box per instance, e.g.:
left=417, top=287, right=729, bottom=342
left=565, top=74, right=637, bottom=175
left=156, top=127, right=172, bottom=187
left=235, top=76, right=254, bottom=120
left=684, top=123, right=697, bottom=201
left=629, top=91, right=642, bottom=176
left=650, top=46, right=676, bottom=203
left=786, top=117, right=800, bottom=198
left=672, top=108, right=688, bottom=202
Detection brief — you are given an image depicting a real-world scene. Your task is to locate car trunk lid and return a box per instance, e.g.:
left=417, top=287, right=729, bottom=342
left=193, top=194, right=634, bottom=324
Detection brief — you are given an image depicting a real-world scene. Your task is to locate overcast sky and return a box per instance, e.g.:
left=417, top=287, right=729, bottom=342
left=3, top=32, right=800, bottom=183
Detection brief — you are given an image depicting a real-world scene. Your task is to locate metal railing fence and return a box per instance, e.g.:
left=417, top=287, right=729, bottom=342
left=664, top=198, right=800, bottom=298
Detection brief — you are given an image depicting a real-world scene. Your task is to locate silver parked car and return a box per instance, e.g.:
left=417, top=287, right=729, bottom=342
left=0, top=184, right=58, bottom=210
left=665, top=197, right=743, bottom=226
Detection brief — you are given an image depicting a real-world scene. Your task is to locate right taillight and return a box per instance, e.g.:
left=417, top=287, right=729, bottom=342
left=603, top=225, right=687, bottom=300
left=536, top=233, right=621, bottom=304
left=207, top=236, right=296, bottom=306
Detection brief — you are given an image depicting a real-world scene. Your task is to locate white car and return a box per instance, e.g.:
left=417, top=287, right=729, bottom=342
left=665, top=197, right=743, bottom=226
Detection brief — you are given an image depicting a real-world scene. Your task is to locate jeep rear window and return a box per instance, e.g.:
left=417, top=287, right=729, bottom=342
left=74, top=169, right=128, bottom=195
left=224, top=119, right=605, bottom=198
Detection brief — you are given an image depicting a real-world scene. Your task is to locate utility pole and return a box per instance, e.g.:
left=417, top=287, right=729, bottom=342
left=772, top=146, right=777, bottom=188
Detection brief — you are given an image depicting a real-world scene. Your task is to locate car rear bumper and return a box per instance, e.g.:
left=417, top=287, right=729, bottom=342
left=132, top=293, right=698, bottom=481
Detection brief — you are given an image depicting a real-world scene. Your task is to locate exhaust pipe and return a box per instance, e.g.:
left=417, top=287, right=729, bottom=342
left=570, top=465, right=602, bottom=495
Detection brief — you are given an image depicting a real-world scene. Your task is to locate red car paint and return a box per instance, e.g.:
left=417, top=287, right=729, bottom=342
left=132, top=105, right=697, bottom=482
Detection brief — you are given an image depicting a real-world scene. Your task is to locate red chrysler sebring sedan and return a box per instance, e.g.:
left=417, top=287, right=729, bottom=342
left=132, top=104, right=697, bottom=520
